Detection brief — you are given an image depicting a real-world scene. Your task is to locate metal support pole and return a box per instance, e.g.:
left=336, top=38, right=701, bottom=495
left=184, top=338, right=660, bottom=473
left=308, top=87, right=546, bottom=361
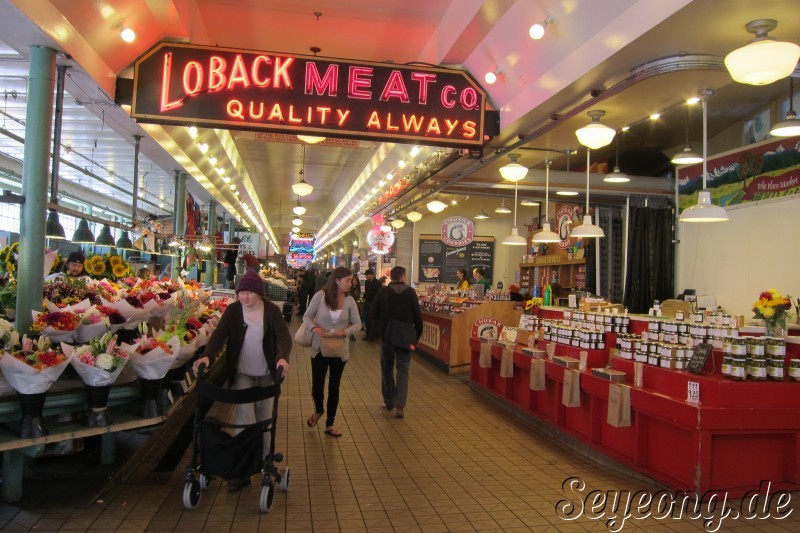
left=49, top=64, right=66, bottom=203
left=172, top=170, right=187, bottom=279
left=17, top=46, right=56, bottom=334
left=204, top=200, right=217, bottom=287
left=131, top=135, right=141, bottom=224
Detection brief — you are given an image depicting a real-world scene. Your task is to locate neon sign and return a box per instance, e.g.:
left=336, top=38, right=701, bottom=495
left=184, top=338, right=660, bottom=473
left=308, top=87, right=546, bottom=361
left=130, top=43, right=491, bottom=148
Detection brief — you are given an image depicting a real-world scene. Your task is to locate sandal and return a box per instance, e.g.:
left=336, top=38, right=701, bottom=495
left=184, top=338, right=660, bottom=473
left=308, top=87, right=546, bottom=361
left=324, top=426, right=343, bottom=437
left=306, top=412, right=323, bottom=427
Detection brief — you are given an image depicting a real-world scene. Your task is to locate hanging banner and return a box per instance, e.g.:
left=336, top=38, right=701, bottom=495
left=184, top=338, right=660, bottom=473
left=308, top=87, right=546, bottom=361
left=129, top=42, right=495, bottom=148
left=366, top=226, right=395, bottom=255
left=441, top=216, right=473, bottom=247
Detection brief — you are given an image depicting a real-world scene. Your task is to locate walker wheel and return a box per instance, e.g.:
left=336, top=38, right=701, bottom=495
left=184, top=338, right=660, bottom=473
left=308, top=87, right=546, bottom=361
left=182, top=480, right=201, bottom=509
left=199, top=474, right=211, bottom=490
left=260, top=483, right=275, bottom=513
left=279, top=467, right=291, bottom=492
left=274, top=452, right=283, bottom=463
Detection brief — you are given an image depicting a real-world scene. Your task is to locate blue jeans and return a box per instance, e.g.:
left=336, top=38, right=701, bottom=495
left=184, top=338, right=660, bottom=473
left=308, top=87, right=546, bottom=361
left=380, top=341, right=411, bottom=408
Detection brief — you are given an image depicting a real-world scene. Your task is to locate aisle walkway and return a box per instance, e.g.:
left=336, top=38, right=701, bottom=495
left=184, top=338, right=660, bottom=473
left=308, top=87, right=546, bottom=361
left=2, top=324, right=799, bottom=532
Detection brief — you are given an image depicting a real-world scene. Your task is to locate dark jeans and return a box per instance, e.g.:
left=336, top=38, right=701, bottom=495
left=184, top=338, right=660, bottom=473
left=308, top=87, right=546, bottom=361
left=380, top=341, right=411, bottom=409
left=311, top=353, right=347, bottom=427
left=225, top=266, right=236, bottom=288
left=364, top=300, right=378, bottom=337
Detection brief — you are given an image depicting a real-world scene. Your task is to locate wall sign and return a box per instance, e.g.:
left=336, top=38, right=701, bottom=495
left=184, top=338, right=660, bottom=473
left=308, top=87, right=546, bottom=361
left=367, top=226, right=395, bottom=255
left=130, top=42, right=492, bottom=147
left=441, top=216, right=474, bottom=247
left=418, top=234, right=494, bottom=284
left=472, top=317, right=503, bottom=340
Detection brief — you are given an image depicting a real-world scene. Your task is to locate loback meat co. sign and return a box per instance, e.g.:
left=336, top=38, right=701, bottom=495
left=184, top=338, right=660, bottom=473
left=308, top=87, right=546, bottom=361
left=130, top=43, right=493, bottom=147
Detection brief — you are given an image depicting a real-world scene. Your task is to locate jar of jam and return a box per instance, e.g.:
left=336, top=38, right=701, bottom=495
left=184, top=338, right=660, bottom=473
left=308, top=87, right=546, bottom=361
left=768, top=359, right=785, bottom=381
left=729, top=358, right=746, bottom=381
left=750, top=359, right=767, bottom=381
left=747, top=338, right=765, bottom=357
left=789, top=360, right=800, bottom=382
left=730, top=338, right=747, bottom=357
left=722, top=355, right=732, bottom=377
left=766, top=338, right=786, bottom=357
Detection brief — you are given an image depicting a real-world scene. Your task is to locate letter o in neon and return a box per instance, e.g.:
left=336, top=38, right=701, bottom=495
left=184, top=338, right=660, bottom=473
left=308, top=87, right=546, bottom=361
left=183, top=61, right=203, bottom=95
left=460, top=87, right=479, bottom=110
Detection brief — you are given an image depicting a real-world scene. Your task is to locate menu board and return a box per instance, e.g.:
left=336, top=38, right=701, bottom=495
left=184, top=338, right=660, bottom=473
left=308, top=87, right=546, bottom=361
left=418, top=235, right=494, bottom=285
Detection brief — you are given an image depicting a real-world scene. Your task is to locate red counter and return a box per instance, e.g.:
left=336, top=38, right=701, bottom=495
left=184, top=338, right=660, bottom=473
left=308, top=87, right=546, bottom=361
left=470, top=336, right=800, bottom=497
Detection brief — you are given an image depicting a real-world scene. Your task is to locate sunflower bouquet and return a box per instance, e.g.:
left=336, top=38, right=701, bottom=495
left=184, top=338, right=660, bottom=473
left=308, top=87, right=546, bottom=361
left=0, top=241, right=19, bottom=279
left=84, top=253, right=133, bottom=281
left=752, top=288, right=793, bottom=336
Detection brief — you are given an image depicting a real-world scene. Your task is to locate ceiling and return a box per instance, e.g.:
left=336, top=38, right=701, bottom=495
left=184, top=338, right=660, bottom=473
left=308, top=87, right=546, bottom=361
left=0, top=0, right=797, bottom=255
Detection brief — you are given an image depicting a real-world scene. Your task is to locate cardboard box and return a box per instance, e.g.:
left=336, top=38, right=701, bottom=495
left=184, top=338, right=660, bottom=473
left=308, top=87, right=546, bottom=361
left=591, top=368, right=627, bottom=383
left=552, top=355, right=580, bottom=369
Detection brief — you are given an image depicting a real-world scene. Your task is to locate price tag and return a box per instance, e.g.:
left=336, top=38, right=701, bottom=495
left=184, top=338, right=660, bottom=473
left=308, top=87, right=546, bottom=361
left=687, top=381, right=700, bottom=404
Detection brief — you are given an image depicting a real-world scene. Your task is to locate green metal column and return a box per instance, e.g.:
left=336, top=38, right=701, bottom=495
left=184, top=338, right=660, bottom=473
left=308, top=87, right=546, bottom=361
left=172, top=170, right=186, bottom=279
left=204, top=200, right=216, bottom=287
left=17, top=46, right=56, bottom=334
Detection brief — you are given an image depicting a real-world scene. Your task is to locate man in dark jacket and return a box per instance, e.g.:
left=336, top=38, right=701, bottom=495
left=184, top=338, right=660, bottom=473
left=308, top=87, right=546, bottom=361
left=370, top=266, right=422, bottom=419
left=223, top=237, right=240, bottom=288
left=362, top=269, right=383, bottom=341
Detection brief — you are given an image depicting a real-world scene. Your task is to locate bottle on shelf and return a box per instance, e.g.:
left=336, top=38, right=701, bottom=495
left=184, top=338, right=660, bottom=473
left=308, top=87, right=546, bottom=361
left=544, top=284, right=552, bottom=306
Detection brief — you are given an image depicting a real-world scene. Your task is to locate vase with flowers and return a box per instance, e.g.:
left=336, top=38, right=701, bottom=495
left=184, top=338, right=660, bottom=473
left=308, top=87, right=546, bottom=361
left=752, top=289, right=793, bottom=337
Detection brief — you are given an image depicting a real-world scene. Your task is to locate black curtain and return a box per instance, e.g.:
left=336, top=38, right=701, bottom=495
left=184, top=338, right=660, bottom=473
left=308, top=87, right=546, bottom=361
left=598, top=207, right=624, bottom=303
left=623, top=207, right=674, bottom=313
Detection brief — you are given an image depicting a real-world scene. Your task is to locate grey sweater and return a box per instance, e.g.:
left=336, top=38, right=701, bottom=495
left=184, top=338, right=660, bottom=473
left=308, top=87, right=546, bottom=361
left=302, top=291, right=362, bottom=361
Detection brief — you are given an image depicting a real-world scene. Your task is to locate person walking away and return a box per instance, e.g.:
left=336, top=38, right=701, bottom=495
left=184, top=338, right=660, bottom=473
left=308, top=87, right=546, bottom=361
left=370, top=266, right=422, bottom=419
left=193, top=270, right=292, bottom=491
left=349, top=275, right=362, bottom=341
left=362, top=269, right=382, bottom=341
left=223, top=237, right=240, bottom=289
left=303, top=267, right=361, bottom=437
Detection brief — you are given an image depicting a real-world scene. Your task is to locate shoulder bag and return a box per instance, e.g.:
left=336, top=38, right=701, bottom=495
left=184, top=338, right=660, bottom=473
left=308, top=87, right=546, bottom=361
left=294, top=294, right=322, bottom=347
left=319, top=335, right=346, bottom=358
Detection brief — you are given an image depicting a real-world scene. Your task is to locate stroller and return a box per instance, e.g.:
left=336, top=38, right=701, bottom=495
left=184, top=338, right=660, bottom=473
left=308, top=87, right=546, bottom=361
left=182, top=366, right=289, bottom=513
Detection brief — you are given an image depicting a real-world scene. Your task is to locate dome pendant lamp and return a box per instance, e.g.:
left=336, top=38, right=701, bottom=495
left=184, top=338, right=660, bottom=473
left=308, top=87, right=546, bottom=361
left=499, top=153, right=529, bottom=182
left=671, top=104, right=703, bottom=165
left=502, top=181, right=528, bottom=246
left=680, top=95, right=728, bottom=223
left=724, top=19, right=800, bottom=86
left=606, top=130, right=631, bottom=182
left=575, top=110, right=616, bottom=149
left=292, top=144, right=314, bottom=197
left=533, top=161, right=561, bottom=243
left=71, top=217, right=95, bottom=243
left=771, top=77, right=800, bottom=137
left=570, top=150, right=605, bottom=238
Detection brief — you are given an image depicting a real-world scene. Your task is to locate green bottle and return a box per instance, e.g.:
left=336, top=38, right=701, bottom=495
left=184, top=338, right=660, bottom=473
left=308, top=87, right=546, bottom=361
left=544, top=284, right=552, bottom=306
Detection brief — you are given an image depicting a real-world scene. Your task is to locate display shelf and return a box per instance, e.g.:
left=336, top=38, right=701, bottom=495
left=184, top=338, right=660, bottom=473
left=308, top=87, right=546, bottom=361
left=520, top=259, right=586, bottom=295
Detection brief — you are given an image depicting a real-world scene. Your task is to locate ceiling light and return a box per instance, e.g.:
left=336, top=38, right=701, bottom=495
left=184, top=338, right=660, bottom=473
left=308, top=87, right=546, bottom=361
left=353, top=239, right=359, bottom=246
left=71, top=218, right=95, bottom=244
left=606, top=130, right=631, bottom=182
left=650, top=113, right=661, bottom=120
left=520, top=199, right=540, bottom=206
left=533, top=161, right=561, bottom=244
left=495, top=200, right=512, bottom=214
left=293, top=201, right=307, bottom=215
left=398, top=160, right=406, bottom=168
left=575, top=110, right=616, bottom=149
left=292, top=218, right=303, bottom=226
left=391, top=219, right=406, bottom=229
left=292, top=226, right=301, bottom=233
left=113, top=19, right=136, bottom=43
left=199, top=143, right=209, bottom=154
left=450, top=199, right=457, bottom=206
left=771, top=78, right=800, bottom=137
left=671, top=145, right=704, bottom=165
left=95, top=225, right=115, bottom=246
left=724, top=19, right=800, bottom=86
left=427, top=199, right=447, bottom=213
left=406, top=211, right=423, bottom=222
left=293, top=144, right=314, bottom=196
left=410, top=146, right=421, bottom=157
left=197, top=240, right=213, bottom=252
left=570, top=150, right=605, bottom=239
left=45, top=210, right=66, bottom=240
left=386, top=172, right=394, bottom=180
left=686, top=97, right=701, bottom=105
left=556, top=191, right=578, bottom=196
left=475, top=209, right=490, bottom=220
left=297, top=135, right=326, bottom=144
left=529, top=19, right=549, bottom=40
left=115, top=230, right=135, bottom=250
left=228, top=184, right=235, bottom=190
left=680, top=96, right=728, bottom=223
left=621, top=126, right=630, bottom=132
left=502, top=181, right=528, bottom=246
left=484, top=71, right=498, bottom=85
left=188, top=126, right=198, bottom=138
left=216, top=168, right=224, bottom=175
left=234, top=190, right=239, bottom=196
left=223, top=176, right=231, bottom=183
left=380, top=223, right=392, bottom=232
left=499, top=153, right=528, bottom=182
left=208, top=156, right=217, bottom=165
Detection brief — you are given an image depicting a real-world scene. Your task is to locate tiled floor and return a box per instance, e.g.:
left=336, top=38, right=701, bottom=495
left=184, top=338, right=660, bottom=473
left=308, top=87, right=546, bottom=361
left=2, top=322, right=799, bottom=532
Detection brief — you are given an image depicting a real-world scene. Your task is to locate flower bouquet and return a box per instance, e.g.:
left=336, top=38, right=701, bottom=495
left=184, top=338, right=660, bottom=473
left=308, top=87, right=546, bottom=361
left=30, top=309, right=80, bottom=343
left=84, top=253, right=133, bottom=282
left=523, top=298, right=542, bottom=315
left=0, top=317, right=20, bottom=351
left=753, top=288, right=793, bottom=337
left=0, top=335, right=72, bottom=437
left=66, top=332, right=132, bottom=427
left=121, top=324, right=180, bottom=418
left=99, top=295, right=149, bottom=330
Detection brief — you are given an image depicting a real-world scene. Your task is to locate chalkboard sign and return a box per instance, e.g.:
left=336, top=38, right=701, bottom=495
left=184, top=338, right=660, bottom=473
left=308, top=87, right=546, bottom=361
left=686, top=343, right=712, bottom=374
left=418, top=234, right=494, bottom=284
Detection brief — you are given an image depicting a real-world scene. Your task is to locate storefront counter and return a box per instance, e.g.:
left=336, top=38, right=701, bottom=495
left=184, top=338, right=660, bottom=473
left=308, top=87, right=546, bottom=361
left=418, top=301, right=521, bottom=374
left=469, top=337, right=800, bottom=497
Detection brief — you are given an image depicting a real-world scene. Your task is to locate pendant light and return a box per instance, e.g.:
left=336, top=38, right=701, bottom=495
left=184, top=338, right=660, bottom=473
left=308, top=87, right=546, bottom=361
left=292, top=144, right=314, bottom=197
left=724, top=19, right=800, bottom=86
left=499, top=153, right=528, bottom=182
left=495, top=200, right=512, bottom=214
left=297, top=135, right=326, bottom=144
left=606, top=130, right=631, bottom=182
left=406, top=211, right=423, bottom=222
left=502, top=181, right=527, bottom=246
left=95, top=224, right=115, bottom=246
left=575, top=110, right=616, bottom=149
left=770, top=77, right=800, bottom=137
left=45, top=210, right=66, bottom=239
left=520, top=199, right=540, bottom=206
left=570, top=150, right=605, bottom=238
left=475, top=199, right=490, bottom=219
left=292, top=218, right=303, bottom=226
left=292, top=198, right=307, bottom=215
left=391, top=219, right=406, bottom=229
left=533, top=161, right=561, bottom=243
left=71, top=218, right=95, bottom=243
left=115, top=230, right=135, bottom=250
left=680, top=94, right=728, bottom=223
left=427, top=199, right=447, bottom=213
left=671, top=104, right=703, bottom=165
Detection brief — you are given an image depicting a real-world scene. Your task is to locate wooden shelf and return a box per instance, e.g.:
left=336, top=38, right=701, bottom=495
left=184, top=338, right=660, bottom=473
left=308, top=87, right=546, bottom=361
left=521, top=258, right=586, bottom=267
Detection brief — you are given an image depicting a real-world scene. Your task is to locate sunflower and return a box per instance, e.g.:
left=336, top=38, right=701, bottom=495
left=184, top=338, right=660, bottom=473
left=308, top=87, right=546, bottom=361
left=109, top=255, right=123, bottom=267
left=112, top=264, right=128, bottom=278
left=90, top=260, right=107, bottom=277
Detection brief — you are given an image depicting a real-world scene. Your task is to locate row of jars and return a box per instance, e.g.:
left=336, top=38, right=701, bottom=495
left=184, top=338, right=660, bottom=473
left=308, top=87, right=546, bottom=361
left=722, top=356, right=799, bottom=382
left=721, top=336, right=786, bottom=357
left=564, top=310, right=631, bottom=327
left=646, top=320, right=739, bottom=338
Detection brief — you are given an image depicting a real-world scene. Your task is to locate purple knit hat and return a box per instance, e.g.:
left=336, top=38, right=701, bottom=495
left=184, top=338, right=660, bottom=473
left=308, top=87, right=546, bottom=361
left=236, top=270, right=265, bottom=296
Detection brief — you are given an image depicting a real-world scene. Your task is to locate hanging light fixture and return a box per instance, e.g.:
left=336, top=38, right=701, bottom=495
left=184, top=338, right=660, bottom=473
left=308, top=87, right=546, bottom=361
left=771, top=77, right=800, bottom=137
left=570, top=150, right=605, bottom=238
left=499, top=153, right=529, bottom=182
left=292, top=199, right=307, bottom=215
left=115, top=230, right=135, bottom=250
left=533, top=161, right=561, bottom=243
left=671, top=103, right=704, bottom=165
left=292, top=144, right=314, bottom=196
left=475, top=209, right=490, bottom=220
left=197, top=239, right=212, bottom=252
left=391, top=219, right=406, bottom=229
left=292, top=218, right=303, bottom=226
left=297, top=135, right=326, bottom=144
left=291, top=226, right=301, bottom=233
left=45, top=210, right=66, bottom=240
left=680, top=95, right=729, bottom=223
left=605, top=130, right=632, bottom=182
left=71, top=218, right=95, bottom=243
left=484, top=71, right=499, bottom=85
left=95, top=224, right=115, bottom=246
left=113, top=19, right=136, bottom=43
left=502, top=181, right=527, bottom=246
left=426, top=199, right=447, bottom=213
left=529, top=19, right=550, bottom=40
left=406, top=211, right=423, bottom=222
left=494, top=199, right=512, bottom=214
left=724, top=19, right=800, bottom=86
left=575, top=110, right=616, bottom=149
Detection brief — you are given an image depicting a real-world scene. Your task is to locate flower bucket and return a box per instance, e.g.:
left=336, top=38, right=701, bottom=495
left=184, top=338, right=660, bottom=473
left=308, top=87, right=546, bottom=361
left=85, top=384, right=112, bottom=427
left=17, top=392, right=48, bottom=438
left=137, top=378, right=164, bottom=418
